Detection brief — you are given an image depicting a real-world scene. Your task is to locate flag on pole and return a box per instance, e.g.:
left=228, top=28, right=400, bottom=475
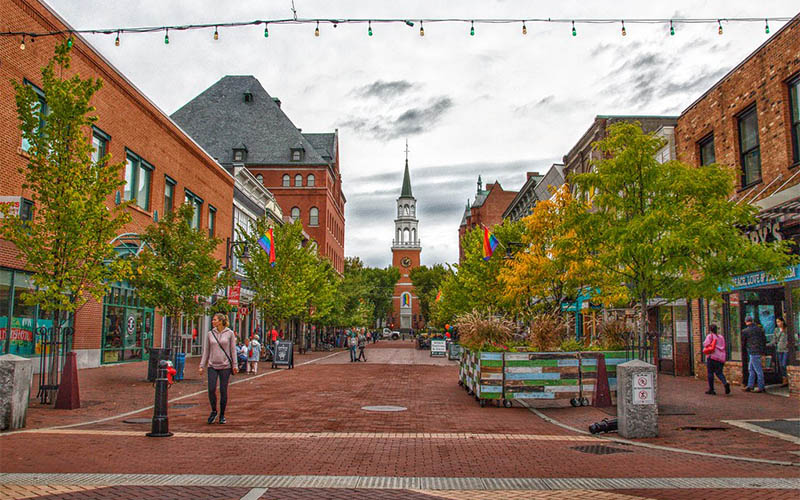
left=482, top=227, right=499, bottom=261
left=435, top=290, right=442, bottom=302
left=257, top=228, right=276, bottom=266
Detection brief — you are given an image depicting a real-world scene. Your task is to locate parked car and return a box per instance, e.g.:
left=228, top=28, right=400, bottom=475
left=382, top=327, right=400, bottom=340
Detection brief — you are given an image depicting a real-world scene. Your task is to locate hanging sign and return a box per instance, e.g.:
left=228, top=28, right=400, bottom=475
left=632, top=372, right=654, bottom=405
left=228, top=281, right=242, bottom=306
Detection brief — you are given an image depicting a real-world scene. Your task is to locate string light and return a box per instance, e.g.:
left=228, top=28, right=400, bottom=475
left=670, top=20, right=675, bottom=36
left=765, top=19, right=770, bottom=34
left=522, top=21, right=527, bottom=35
left=419, top=21, right=424, bottom=37
left=314, top=21, right=319, bottom=37
left=20, top=35, right=25, bottom=50
left=115, top=31, right=120, bottom=46
left=213, top=26, right=219, bottom=40
left=470, top=20, right=475, bottom=36
left=67, top=37, right=73, bottom=48
left=571, top=21, right=576, bottom=37
left=718, top=20, right=723, bottom=35
left=368, top=21, right=373, bottom=36
left=164, top=28, right=169, bottom=44
left=621, top=20, right=626, bottom=36
left=264, top=24, right=269, bottom=38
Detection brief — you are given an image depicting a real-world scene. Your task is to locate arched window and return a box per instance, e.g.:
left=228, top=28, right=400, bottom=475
left=307, top=174, right=315, bottom=187
left=256, top=174, right=263, bottom=184
left=404, top=205, right=410, bottom=216
left=411, top=205, right=415, bottom=216
left=309, top=207, right=319, bottom=226
left=398, top=205, right=402, bottom=217
left=291, top=207, right=300, bottom=222
left=403, top=228, right=410, bottom=243
left=396, top=228, right=401, bottom=243
left=282, top=174, right=290, bottom=187
left=411, top=228, right=416, bottom=243
left=294, top=174, right=303, bottom=187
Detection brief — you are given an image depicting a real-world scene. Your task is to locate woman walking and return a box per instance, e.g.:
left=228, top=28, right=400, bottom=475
left=703, top=324, right=730, bottom=395
left=769, top=317, right=789, bottom=386
left=198, top=313, right=237, bottom=424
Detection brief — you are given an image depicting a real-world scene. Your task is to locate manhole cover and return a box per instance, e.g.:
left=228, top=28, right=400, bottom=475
left=361, top=405, right=407, bottom=412
left=171, top=403, right=197, bottom=409
left=122, top=418, right=152, bottom=424
left=570, top=445, right=632, bottom=455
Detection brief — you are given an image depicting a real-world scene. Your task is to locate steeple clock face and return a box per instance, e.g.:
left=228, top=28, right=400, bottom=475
left=401, top=257, right=412, bottom=268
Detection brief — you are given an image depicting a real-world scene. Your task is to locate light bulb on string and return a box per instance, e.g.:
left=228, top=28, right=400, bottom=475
left=670, top=21, right=675, bottom=36
left=718, top=20, right=723, bottom=35
left=314, top=21, right=319, bottom=37
left=214, top=26, right=219, bottom=40
left=419, top=21, right=424, bottom=37
left=264, top=24, right=269, bottom=38
left=67, top=37, right=73, bottom=48
left=621, top=21, right=626, bottom=36
left=164, top=28, right=169, bottom=44
left=115, top=31, right=120, bottom=46
left=765, top=19, right=770, bottom=34
left=522, top=22, right=527, bottom=35
left=20, top=35, right=25, bottom=50
left=470, top=21, right=475, bottom=36
left=368, top=21, right=373, bottom=36
left=571, top=21, right=576, bottom=37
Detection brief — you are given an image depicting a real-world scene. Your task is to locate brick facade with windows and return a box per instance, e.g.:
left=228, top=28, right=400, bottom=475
left=457, top=178, right=517, bottom=263
left=1, top=0, right=234, bottom=367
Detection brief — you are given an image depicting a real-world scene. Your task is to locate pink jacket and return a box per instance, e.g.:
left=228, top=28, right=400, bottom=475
left=200, top=327, right=236, bottom=370
left=703, top=333, right=726, bottom=363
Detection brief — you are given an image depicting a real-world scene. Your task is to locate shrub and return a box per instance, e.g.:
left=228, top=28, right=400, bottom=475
left=456, top=310, right=515, bottom=351
left=527, top=311, right=570, bottom=351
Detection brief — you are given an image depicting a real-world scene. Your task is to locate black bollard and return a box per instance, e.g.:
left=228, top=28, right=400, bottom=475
left=146, top=360, right=173, bottom=437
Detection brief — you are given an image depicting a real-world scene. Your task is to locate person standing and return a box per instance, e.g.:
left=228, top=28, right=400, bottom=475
left=248, top=335, right=261, bottom=374
left=741, top=316, right=767, bottom=393
left=769, top=317, right=789, bottom=386
left=347, top=330, right=357, bottom=362
left=357, top=330, right=367, bottom=362
left=198, top=313, right=237, bottom=424
left=703, top=324, right=730, bottom=395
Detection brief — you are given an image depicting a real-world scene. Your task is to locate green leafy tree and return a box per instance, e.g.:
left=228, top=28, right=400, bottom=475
left=1, top=41, right=130, bottom=331
left=363, top=266, right=400, bottom=326
left=410, top=264, right=449, bottom=324
left=130, top=203, right=227, bottom=352
left=571, top=122, right=796, bottom=341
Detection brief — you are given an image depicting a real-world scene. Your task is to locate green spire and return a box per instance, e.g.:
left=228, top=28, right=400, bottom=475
left=401, top=159, right=413, bottom=197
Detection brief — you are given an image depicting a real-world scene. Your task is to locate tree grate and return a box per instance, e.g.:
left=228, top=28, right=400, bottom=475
left=570, top=445, right=632, bottom=455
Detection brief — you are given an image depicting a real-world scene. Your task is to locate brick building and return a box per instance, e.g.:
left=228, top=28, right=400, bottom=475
left=390, top=159, right=422, bottom=333
left=171, top=76, right=346, bottom=274
left=0, top=0, right=234, bottom=368
left=458, top=177, right=518, bottom=263
left=675, top=14, right=800, bottom=386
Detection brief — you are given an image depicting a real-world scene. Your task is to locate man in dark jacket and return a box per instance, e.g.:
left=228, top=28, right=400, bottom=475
left=741, top=316, right=767, bottom=392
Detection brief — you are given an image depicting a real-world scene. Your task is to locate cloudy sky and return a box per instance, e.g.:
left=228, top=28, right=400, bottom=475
left=46, top=0, right=798, bottom=267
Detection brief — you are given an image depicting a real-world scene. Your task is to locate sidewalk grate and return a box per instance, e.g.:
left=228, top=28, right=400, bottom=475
left=570, top=445, right=632, bottom=455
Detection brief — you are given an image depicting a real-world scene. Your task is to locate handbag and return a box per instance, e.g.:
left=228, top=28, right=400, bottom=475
left=703, top=336, right=717, bottom=355
left=210, top=329, right=236, bottom=376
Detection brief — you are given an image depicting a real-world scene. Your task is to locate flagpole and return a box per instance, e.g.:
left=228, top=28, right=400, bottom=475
left=479, top=223, right=507, bottom=250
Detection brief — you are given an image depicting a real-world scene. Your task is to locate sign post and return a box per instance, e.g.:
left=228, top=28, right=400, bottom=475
left=272, top=340, right=294, bottom=369
left=430, top=339, right=447, bottom=357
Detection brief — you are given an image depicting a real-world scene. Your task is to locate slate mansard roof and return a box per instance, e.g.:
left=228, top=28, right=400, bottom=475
left=171, top=75, right=331, bottom=166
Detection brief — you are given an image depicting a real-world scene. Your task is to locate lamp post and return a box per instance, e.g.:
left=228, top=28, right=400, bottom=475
left=502, top=241, right=526, bottom=260
left=225, top=237, right=250, bottom=270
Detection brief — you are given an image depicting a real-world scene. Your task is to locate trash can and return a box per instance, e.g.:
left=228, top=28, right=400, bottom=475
left=146, top=348, right=171, bottom=382
left=174, top=352, right=185, bottom=382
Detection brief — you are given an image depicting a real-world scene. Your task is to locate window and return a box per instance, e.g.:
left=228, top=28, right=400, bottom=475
left=256, top=174, right=264, bottom=184
left=184, top=189, right=203, bottom=229
left=291, top=149, right=303, bottom=162
left=282, top=174, right=290, bottom=187
left=294, top=174, right=303, bottom=187
left=291, top=207, right=300, bottom=222
left=699, top=134, right=715, bottom=166
left=208, top=206, right=216, bottom=237
left=91, top=127, right=110, bottom=164
left=737, top=106, right=761, bottom=187
left=243, top=92, right=253, bottom=103
left=164, top=176, right=176, bottom=214
left=307, top=174, right=315, bottom=187
left=233, top=150, right=244, bottom=162
left=309, top=207, right=319, bottom=226
left=20, top=81, right=47, bottom=152
left=790, top=75, right=800, bottom=165
left=124, top=151, right=153, bottom=211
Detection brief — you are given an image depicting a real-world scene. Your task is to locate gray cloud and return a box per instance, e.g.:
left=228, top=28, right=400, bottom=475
left=340, top=96, right=454, bottom=140
left=354, top=80, right=416, bottom=100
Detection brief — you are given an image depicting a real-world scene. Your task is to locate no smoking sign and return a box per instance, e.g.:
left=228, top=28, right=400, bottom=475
left=632, top=372, right=654, bottom=405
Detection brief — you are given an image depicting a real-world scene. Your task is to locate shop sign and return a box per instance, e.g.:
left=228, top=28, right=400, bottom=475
left=729, top=293, right=740, bottom=307
left=228, top=281, right=242, bottom=306
left=0, top=196, right=21, bottom=218
left=746, top=220, right=783, bottom=244
left=729, top=264, right=800, bottom=291
left=0, top=327, right=34, bottom=342
left=632, top=372, right=654, bottom=405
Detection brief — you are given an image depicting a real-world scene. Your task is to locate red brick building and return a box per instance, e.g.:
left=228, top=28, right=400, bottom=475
left=675, top=14, right=800, bottom=385
left=390, top=159, right=422, bottom=333
left=458, top=177, right=517, bottom=263
left=171, top=76, right=346, bottom=274
left=0, top=0, right=234, bottom=368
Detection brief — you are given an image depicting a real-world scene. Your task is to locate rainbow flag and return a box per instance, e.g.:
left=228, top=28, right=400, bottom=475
left=257, top=228, right=276, bottom=267
left=435, top=290, right=442, bottom=302
left=482, top=227, right=499, bottom=261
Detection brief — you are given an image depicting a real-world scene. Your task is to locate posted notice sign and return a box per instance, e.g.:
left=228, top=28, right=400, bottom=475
left=632, top=372, right=654, bottom=405
left=430, top=339, right=447, bottom=357
left=272, top=340, right=294, bottom=369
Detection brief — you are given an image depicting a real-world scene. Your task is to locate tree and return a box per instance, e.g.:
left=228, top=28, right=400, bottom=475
left=130, top=203, right=227, bottom=353
left=409, top=264, right=449, bottom=324
left=1, top=41, right=130, bottom=337
left=570, top=122, right=796, bottom=342
left=363, top=266, right=400, bottom=326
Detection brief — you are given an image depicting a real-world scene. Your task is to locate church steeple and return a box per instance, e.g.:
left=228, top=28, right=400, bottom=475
left=401, top=159, right=413, bottom=198
left=392, top=142, right=420, bottom=250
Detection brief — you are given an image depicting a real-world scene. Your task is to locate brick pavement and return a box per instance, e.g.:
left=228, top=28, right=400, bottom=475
left=0, top=485, right=249, bottom=499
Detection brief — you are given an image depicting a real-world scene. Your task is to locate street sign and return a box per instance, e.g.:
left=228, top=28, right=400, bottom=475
left=229, top=281, right=242, bottom=306
left=272, top=340, right=294, bottom=369
left=430, top=339, right=446, bottom=357
left=632, top=372, right=654, bottom=405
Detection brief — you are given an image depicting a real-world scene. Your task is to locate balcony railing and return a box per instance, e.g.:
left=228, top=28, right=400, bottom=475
left=392, top=239, right=421, bottom=248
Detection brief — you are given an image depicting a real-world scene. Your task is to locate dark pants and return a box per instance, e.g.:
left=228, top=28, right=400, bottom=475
left=706, top=358, right=727, bottom=391
left=207, top=367, right=231, bottom=415
left=357, top=346, right=366, bottom=362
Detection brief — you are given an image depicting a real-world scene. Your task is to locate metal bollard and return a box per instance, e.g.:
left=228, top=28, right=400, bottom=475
left=146, top=360, right=173, bottom=437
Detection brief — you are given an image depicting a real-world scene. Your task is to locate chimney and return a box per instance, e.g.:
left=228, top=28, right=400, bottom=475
left=272, top=97, right=281, bottom=108
left=526, top=171, right=540, bottom=181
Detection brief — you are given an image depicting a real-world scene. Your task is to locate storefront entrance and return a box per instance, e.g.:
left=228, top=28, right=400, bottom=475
left=101, top=283, right=154, bottom=364
left=738, top=286, right=786, bottom=386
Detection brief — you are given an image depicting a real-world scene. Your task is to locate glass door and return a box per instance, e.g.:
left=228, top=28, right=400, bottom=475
left=658, top=307, right=675, bottom=374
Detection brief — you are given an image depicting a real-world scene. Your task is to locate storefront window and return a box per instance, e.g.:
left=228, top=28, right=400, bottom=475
left=102, top=282, right=153, bottom=363
left=0, top=270, right=11, bottom=353
left=727, top=294, right=742, bottom=361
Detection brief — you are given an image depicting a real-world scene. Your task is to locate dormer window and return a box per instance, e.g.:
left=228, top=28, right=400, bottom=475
left=290, top=144, right=305, bottom=162
left=243, top=92, right=254, bottom=103
left=232, top=143, right=248, bottom=162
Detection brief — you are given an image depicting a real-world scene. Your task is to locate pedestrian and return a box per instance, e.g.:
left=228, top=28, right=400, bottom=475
left=741, top=316, right=767, bottom=393
left=236, top=341, right=248, bottom=373
left=198, top=313, right=237, bottom=424
left=248, top=335, right=261, bottom=374
left=348, top=330, right=357, bottom=362
left=769, top=317, right=789, bottom=386
left=357, top=330, right=367, bottom=362
left=703, top=324, right=730, bottom=395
